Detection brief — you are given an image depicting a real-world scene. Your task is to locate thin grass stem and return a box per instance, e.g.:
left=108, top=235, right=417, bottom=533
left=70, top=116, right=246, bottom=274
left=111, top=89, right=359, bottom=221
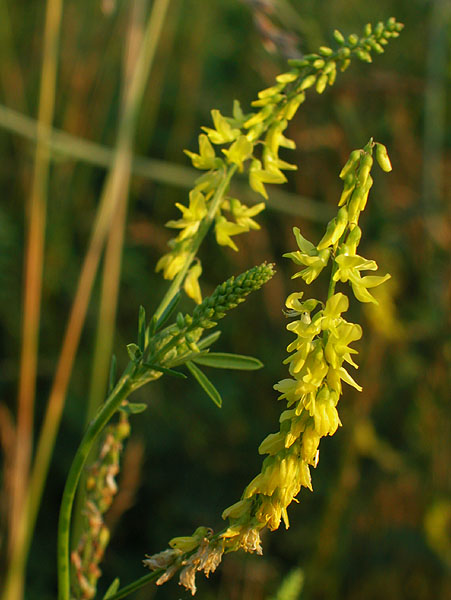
left=3, top=2, right=63, bottom=599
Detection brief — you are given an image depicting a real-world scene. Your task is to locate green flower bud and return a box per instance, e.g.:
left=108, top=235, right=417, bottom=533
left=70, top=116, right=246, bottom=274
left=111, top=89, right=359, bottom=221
left=316, top=73, right=329, bottom=94
left=333, top=29, right=345, bottom=44
left=299, top=74, right=317, bottom=91
left=319, top=46, right=334, bottom=56
left=339, top=149, right=362, bottom=179
left=375, top=143, right=392, bottom=172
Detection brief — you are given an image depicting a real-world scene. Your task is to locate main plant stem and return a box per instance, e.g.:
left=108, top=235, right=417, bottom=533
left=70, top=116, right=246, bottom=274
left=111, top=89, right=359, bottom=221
left=153, top=164, right=238, bottom=322
left=57, top=363, right=137, bottom=600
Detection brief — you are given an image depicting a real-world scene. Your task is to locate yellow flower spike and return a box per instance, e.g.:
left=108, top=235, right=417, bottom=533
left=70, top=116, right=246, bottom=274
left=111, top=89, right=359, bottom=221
left=184, top=263, right=203, bottom=304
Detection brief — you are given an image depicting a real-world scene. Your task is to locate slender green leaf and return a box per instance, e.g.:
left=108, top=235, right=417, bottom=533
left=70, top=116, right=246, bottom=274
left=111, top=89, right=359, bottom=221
left=144, top=363, right=187, bottom=379
left=108, top=354, right=117, bottom=395
left=192, top=352, right=263, bottom=370
left=103, top=578, right=120, bottom=599
left=147, top=314, right=158, bottom=341
left=197, top=330, right=221, bottom=350
left=138, top=305, right=146, bottom=351
left=186, top=361, right=222, bottom=408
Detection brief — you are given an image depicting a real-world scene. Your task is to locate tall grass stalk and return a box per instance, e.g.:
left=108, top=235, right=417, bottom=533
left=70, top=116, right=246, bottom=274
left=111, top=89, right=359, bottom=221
left=3, top=0, right=171, bottom=598
left=4, top=1, right=63, bottom=599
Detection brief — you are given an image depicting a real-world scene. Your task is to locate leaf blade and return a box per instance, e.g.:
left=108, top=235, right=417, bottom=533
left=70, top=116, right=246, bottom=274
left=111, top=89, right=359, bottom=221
left=186, top=361, right=222, bottom=408
left=191, top=352, right=263, bottom=370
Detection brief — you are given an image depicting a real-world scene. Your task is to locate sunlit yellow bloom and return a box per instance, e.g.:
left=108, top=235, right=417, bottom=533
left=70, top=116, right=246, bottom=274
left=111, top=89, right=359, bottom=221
left=155, top=250, right=189, bottom=280
left=249, top=159, right=287, bottom=199
left=320, top=292, right=349, bottom=333
left=324, top=321, right=362, bottom=369
left=227, top=197, right=265, bottom=230
left=184, top=134, right=223, bottom=170
left=333, top=253, right=391, bottom=303
left=165, top=191, right=208, bottom=241
left=222, top=135, right=253, bottom=170
left=214, top=216, right=247, bottom=251
left=202, top=109, right=240, bottom=144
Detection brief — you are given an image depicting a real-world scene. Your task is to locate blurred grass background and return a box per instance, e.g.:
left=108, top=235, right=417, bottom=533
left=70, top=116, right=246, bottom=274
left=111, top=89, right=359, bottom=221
left=0, top=0, right=449, bottom=599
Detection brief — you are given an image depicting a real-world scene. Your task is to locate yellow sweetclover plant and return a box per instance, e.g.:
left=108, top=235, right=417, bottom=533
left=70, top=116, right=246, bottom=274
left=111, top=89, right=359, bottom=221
left=56, top=17, right=402, bottom=600
left=143, top=139, right=394, bottom=596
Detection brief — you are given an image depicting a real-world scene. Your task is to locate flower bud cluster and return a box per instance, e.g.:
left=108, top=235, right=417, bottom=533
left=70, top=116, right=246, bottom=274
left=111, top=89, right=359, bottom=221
left=71, top=414, right=130, bottom=599
left=149, top=263, right=275, bottom=367
left=156, top=19, right=402, bottom=304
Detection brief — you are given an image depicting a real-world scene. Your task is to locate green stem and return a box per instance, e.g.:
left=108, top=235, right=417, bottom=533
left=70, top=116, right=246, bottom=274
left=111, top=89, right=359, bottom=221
left=153, top=164, right=238, bottom=322
left=57, top=364, right=135, bottom=600
left=105, top=571, right=165, bottom=600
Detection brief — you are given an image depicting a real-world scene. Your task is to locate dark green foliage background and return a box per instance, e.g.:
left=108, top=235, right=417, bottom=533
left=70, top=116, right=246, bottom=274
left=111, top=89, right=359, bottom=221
left=0, top=0, right=449, bottom=598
